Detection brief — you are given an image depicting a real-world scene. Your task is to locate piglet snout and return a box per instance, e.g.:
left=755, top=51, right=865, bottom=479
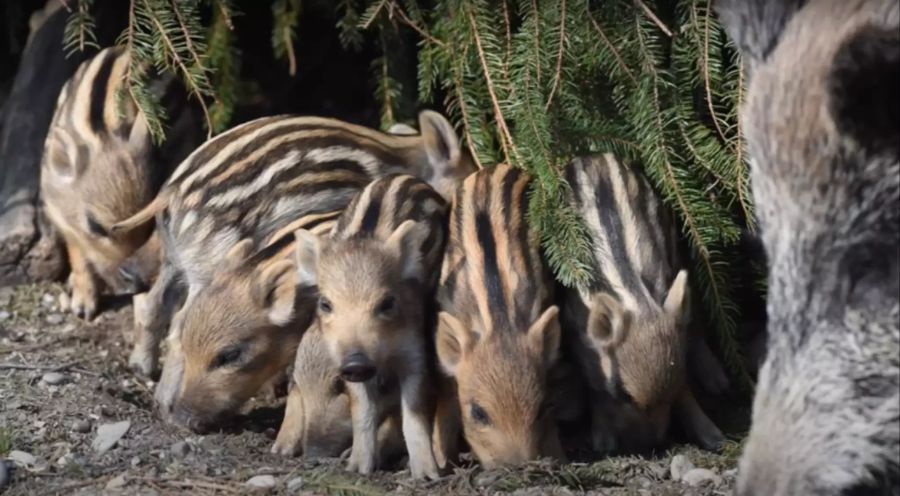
left=340, top=353, right=376, bottom=382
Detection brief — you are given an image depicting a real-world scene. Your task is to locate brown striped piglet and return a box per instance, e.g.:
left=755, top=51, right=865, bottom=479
left=293, top=174, right=448, bottom=479
left=110, top=110, right=471, bottom=430
left=562, top=153, right=725, bottom=454
left=40, top=47, right=199, bottom=319
left=435, top=164, right=565, bottom=468
left=272, top=325, right=405, bottom=460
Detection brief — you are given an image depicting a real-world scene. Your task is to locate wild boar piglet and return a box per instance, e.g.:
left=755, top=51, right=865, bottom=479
left=435, top=164, right=564, bottom=468
left=294, top=174, right=448, bottom=479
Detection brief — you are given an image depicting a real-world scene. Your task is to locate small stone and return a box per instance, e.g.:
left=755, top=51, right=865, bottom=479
left=723, top=468, right=738, bottom=478
left=0, top=311, right=10, bottom=322
left=106, top=473, right=127, bottom=490
left=287, top=476, right=304, bottom=492
left=45, top=313, right=64, bottom=325
left=170, top=441, right=191, bottom=458
left=670, top=454, right=695, bottom=482
left=0, top=460, right=8, bottom=489
left=682, top=468, right=722, bottom=487
left=131, top=456, right=141, bottom=468
left=8, top=450, right=37, bottom=467
left=475, top=471, right=501, bottom=487
left=246, top=475, right=277, bottom=491
left=42, top=372, right=67, bottom=385
left=42, top=293, right=56, bottom=307
left=92, top=420, right=131, bottom=454
left=72, top=419, right=91, bottom=433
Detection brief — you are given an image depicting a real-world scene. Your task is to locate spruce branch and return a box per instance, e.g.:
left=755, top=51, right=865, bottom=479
left=586, top=8, right=637, bottom=85
left=63, top=0, right=99, bottom=56
left=466, top=1, right=517, bottom=166
left=634, top=0, right=673, bottom=37
left=272, top=0, right=301, bottom=76
left=544, top=0, right=566, bottom=111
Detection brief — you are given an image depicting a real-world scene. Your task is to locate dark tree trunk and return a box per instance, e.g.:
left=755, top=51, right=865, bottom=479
left=0, top=1, right=126, bottom=286
left=0, top=6, right=79, bottom=285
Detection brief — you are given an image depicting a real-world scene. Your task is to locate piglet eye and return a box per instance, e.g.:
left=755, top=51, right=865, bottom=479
left=86, top=214, right=108, bottom=237
left=375, top=296, right=396, bottom=317
left=318, top=297, right=333, bottom=314
left=470, top=402, right=490, bottom=425
left=330, top=377, right=346, bottom=396
left=212, top=345, right=243, bottom=369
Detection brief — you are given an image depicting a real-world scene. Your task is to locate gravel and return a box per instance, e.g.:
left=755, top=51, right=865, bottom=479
left=41, top=372, right=67, bottom=385
left=670, top=454, right=695, bottom=481
left=682, top=468, right=722, bottom=487
left=72, top=419, right=92, bottom=433
left=92, top=420, right=131, bottom=454
left=246, top=474, right=277, bottom=491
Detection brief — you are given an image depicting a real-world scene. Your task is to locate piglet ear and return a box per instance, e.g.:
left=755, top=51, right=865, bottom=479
left=436, top=312, right=475, bottom=377
left=293, top=229, right=321, bottom=287
left=45, top=129, right=84, bottom=183
left=224, top=239, right=254, bottom=271
left=419, top=110, right=461, bottom=175
left=253, top=260, right=297, bottom=326
left=127, top=111, right=153, bottom=158
left=385, top=220, right=429, bottom=281
left=587, top=294, right=629, bottom=352
left=663, top=270, right=690, bottom=325
left=526, top=306, right=561, bottom=366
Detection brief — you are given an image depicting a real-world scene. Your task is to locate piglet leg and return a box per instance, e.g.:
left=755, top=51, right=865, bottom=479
left=400, top=370, right=440, bottom=480
left=347, top=381, right=379, bottom=475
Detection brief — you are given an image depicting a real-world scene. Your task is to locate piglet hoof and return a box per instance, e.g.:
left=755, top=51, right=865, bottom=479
left=409, top=459, right=440, bottom=481
left=271, top=432, right=301, bottom=457
left=69, top=290, right=98, bottom=321
left=128, top=348, right=157, bottom=377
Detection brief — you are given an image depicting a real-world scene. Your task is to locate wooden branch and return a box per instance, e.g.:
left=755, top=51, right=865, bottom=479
left=168, top=0, right=215, bottom=136
left=390, top=1, right=445, bottom=47
left=0, top=359, right=82, bottom=371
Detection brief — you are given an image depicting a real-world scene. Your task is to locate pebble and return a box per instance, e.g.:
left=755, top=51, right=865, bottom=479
left=72, top=419, right=92, bottom=433
left=287, top=476, right=304, bottom=492
left=42, top=293, right=56, bottom=308
left=723, top=468, right=738, bottom=478
left=8, top=450, right=37, bottom=467
left=0, top=310, right=9, bottom=322
left=131, top=456, right=142, bottom=467
left=670, top=454, right=695, bottom=482
left=42, top=372, right=67, bottom=385
left=246, top=475, right=277, bottom=491
left=170, top=441, right=191, bottom=458
left=106, top=473, right=127, bottom=490
left=92, top=420, right=131, bottom=454
left=682, top=468, right=723, bottom=487
left=0, top=460, right=8, bottom=489
left=475, top=471, right=501, bottom=487
left=45, top=313, right=64, bottom=325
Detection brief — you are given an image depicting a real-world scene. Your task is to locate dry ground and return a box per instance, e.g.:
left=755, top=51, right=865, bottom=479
left=0, top=283, right=746, bottom=495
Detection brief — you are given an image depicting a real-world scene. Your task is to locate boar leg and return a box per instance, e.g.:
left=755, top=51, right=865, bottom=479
left=64, top=242, right=99, bottom=320
left=589, top=395, right=618, bottom=454
left=689, top=338, right=730, bottom=395
left=347, top=381, right=380, bottom=475
left=540, top=421, right=567, bottom=462
left=675, top=386, right=725, bottom=451
left=129, top=262, right=182, bottom=376
left=399, top=371, right=440, bottom=480
left=431, top=376, right=461, bottom=470
left=272, top=381, right=304, bottom=456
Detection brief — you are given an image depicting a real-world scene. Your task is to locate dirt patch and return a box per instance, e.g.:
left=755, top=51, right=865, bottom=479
left=0, top=283, right=743, bottom=495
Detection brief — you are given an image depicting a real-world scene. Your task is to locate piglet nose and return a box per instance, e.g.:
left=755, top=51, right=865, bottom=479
left=339, top=353, right=376, bottom=383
